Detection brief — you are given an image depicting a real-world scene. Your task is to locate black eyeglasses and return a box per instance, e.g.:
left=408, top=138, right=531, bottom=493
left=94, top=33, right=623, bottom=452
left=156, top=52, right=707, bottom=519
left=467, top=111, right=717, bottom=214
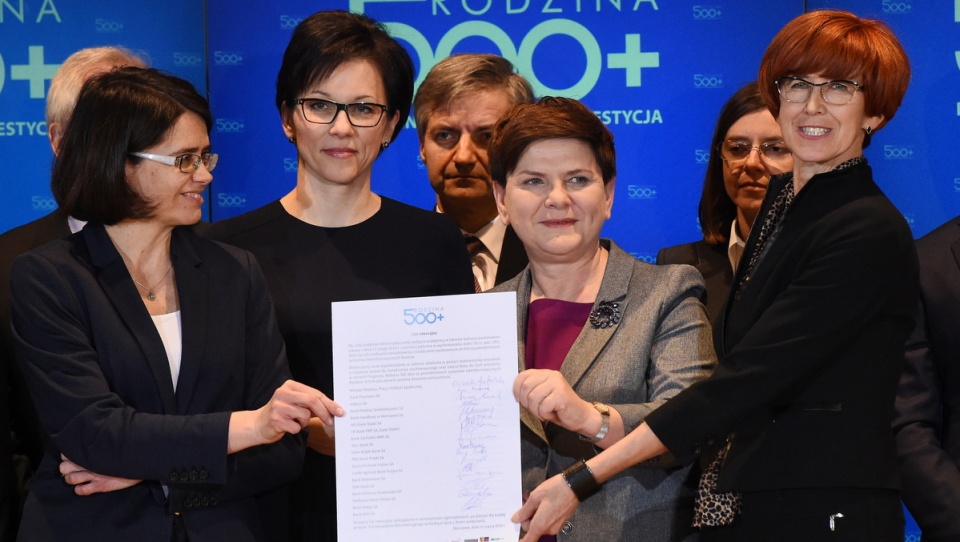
left=775, top=77, right=863, bottom=105
left=291, top=98, right=388, bottom=127
left=718, top=140, right=792, bottom=164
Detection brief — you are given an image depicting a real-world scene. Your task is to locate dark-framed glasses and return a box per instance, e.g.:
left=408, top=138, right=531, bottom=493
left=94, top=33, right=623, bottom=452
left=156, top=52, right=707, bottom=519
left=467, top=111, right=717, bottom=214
left=131, top=151, right=218, bottom=173
left=291, top=98, right=388, bottom=127
left=719, top=140, right=792, bottom=164
left=775, top=76, right=862, bottom=105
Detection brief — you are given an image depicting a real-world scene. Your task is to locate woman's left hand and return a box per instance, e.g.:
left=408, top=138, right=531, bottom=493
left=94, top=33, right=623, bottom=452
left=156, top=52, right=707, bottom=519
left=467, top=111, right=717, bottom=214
left=513, top=369, right=594, bottom=433
left=513, top=472, right=580, bottom=541
left=59, top=455, right=142, bottom=496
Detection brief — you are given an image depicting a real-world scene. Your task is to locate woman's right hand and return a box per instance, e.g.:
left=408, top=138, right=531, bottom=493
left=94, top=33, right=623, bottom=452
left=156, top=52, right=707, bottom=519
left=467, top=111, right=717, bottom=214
left=513, top=369, right=595, bottom=434
left=229, top=380, right=344, bottom=453
left=60, top=455, right=142, bottom=496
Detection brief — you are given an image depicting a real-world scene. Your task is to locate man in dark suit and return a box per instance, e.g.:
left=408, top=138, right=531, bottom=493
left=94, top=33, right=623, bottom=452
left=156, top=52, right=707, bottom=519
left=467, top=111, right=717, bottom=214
left=894, top=214, right=960, bottom=541
left=0, top=46, right=144, bottom=541
left=414, top=54, right=533, bottom=290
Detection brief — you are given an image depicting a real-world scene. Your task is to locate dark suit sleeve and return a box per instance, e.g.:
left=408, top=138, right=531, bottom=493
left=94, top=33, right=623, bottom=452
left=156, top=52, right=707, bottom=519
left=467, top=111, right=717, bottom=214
left=893, top=300, right=960, bottom=540
left=11, top=251, right=230, bottom=484
left=212, top=251, right=305, bottom=502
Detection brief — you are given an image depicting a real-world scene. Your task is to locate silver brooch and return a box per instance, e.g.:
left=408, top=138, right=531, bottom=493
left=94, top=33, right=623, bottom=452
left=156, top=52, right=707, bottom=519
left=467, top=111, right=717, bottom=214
left=589, top=300, right=621, bottom=329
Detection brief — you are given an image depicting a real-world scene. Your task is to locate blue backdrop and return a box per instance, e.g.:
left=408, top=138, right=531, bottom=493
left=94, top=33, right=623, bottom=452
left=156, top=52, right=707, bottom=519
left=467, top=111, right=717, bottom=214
left=2, top=2, right=957, bottom=539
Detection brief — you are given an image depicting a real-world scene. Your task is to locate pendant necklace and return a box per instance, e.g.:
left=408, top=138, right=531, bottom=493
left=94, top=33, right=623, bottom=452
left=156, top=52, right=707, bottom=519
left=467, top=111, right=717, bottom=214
left=132, top=265, right=173, bottom=301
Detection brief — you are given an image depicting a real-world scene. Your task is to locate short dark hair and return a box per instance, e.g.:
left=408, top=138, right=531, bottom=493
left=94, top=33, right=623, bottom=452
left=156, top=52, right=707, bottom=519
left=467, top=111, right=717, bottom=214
left=52, top=67, right=212, bottom=225
left=699, top=81, right=767, bottom=245
left=275, top=10, right=414, bottom=143
left=413, top=54, right=535, bottom=144
left=489, top=97, right=615, bottom=187
left=758, top=9, right=909, bottom=132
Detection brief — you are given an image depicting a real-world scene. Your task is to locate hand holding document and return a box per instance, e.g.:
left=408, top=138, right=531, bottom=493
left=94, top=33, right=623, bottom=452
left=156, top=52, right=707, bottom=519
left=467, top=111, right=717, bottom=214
left=333, top=292, right=521, bottom=542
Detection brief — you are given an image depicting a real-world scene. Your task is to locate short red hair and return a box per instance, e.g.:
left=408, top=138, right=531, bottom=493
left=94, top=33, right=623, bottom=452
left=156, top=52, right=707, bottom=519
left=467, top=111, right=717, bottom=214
left=758, top=10, right=910, bottom=130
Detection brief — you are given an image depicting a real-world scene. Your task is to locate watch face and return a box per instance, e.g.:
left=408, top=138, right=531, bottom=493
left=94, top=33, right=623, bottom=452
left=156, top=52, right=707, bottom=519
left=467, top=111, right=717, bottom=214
left=593, top=402, right=610, bottom=415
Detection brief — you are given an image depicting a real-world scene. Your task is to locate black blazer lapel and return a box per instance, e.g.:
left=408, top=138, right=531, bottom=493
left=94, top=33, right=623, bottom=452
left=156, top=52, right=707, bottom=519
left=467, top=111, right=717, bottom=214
left=84, top=224, right=178, bottom=413
left=167, top=228, right=208, bottom=413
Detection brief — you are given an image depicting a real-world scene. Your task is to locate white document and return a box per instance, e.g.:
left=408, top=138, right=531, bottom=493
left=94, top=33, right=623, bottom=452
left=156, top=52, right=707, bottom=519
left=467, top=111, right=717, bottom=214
left=332, top=292, right=521, bottom=542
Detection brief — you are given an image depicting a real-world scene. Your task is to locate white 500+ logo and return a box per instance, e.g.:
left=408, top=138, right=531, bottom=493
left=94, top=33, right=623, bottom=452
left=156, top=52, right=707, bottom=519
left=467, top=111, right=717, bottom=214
left=95, top=19, right=124, bottom=32
left=213, top=52, right=244, bottom=66
left=217, top=193, right=247, bottom=208
left=692, top=6, right=722, bottom=19
left=627, top=185, right=657, bottom=199
left=173, top=53, right=202, bottom=67
left=32, top=196, right=56, bottom=210
left=883, top=145, right=914, bottom=159
left=216, top=119, right=245, bottom=133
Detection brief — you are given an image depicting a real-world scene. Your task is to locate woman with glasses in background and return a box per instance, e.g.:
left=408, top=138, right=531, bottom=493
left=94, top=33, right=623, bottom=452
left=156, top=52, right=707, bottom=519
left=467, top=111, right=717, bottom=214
left=207, top=10, right=474, bottom=542
left=657, top=82, right=792, bottom=328
left=11, top=67, right=343, bottom=541
left=514, top=10, right=917, bottom=541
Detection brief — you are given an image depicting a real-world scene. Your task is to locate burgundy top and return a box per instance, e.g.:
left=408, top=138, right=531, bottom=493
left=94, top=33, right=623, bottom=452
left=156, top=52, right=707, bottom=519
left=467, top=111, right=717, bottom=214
left=523, top=298, right=593, bottom=542
left=525, top=298, right=593, bottom=371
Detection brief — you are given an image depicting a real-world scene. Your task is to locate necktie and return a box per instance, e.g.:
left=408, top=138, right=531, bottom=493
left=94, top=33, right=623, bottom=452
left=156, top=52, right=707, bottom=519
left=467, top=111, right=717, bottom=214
left=464, top=235, right=485, bottom=293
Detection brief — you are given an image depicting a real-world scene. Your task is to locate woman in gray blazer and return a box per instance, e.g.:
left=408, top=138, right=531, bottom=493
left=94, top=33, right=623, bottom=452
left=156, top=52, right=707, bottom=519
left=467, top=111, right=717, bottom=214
left=489, top=97, right=717, bottom=541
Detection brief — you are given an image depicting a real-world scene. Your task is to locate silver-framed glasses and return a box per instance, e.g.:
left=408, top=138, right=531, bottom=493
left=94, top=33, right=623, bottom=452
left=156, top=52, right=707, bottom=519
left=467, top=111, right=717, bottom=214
left=130, top=151, right=219, bottom=173
left=775, top=76, right=862, bottom=105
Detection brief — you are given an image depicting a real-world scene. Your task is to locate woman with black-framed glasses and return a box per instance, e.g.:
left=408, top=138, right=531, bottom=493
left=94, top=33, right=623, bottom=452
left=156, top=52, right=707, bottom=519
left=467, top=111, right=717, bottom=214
left=11, top=67, right=343, bottom=542
left=658, top=82, right=792, bottom=328
left=206, top=10, right=474, bottom=542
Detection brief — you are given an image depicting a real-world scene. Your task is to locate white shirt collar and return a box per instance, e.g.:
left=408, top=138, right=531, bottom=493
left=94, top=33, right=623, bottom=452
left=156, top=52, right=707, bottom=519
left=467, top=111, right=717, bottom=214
left=727, top=220, right=747, bottom=274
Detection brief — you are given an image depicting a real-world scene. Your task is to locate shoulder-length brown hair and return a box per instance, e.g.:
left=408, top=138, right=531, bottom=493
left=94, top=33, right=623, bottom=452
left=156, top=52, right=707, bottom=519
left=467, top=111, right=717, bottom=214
left=52, top=67, right=211, bottom=225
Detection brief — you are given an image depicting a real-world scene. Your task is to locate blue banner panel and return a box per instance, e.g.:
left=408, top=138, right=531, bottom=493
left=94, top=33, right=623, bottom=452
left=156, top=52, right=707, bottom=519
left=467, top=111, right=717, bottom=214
left=206, top=0, right=801, bottom=262
left=0, top=0, right=207, bottom=234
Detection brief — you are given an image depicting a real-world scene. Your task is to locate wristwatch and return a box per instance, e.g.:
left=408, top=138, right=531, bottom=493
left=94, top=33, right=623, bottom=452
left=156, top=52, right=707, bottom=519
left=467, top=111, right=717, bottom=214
left=579, top=402, right=610, bottom=442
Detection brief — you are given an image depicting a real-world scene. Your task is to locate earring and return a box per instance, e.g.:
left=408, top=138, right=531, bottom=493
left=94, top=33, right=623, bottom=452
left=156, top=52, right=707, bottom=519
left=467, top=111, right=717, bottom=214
left=864, top=126, right=873, bottom=136
left=381, top=141, right=389, bottom=150
left=288, top=136, right=296, bottom=144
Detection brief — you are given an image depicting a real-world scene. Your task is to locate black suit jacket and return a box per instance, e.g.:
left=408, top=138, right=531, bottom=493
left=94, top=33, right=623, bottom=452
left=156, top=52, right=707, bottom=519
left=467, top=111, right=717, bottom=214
left=494, top=225, right=529, bottom=286
left=656, top=240, right=731, bottom=330
left=646, top=163, right=919, bottom=494
left=11, top=224, right=303, bottom=541
left=893, top=215, right=960, bottom=541
left=0, top=211, right=70, bottom=542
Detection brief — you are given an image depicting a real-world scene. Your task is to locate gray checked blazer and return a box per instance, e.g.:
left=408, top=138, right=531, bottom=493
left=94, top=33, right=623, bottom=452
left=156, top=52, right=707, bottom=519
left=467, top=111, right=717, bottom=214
left=493, top=239, right=716, bottom=542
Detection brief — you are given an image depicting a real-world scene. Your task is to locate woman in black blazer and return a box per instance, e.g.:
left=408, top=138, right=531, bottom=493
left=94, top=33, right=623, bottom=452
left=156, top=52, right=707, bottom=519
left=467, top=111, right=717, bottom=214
left=656, top=82, right=792, bottom=328
left=514, top=10, right=917, bottom=542
left=10, top=68, right=342, bottom=541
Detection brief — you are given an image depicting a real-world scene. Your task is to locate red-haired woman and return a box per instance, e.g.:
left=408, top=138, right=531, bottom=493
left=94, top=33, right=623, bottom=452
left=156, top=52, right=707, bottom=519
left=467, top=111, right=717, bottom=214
left=514, top=10, right=917, bottom=542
